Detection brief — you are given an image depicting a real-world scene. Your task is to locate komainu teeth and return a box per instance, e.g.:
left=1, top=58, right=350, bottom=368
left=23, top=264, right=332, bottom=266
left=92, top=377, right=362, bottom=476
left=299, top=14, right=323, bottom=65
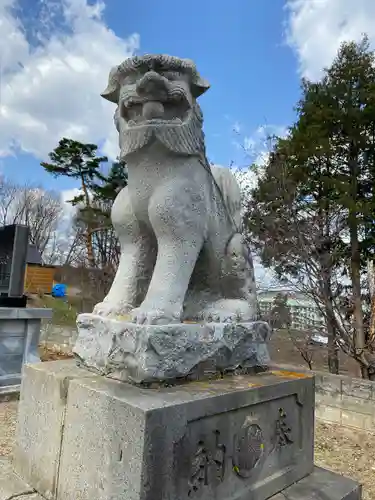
left=127, top=117, right=184, bottom=126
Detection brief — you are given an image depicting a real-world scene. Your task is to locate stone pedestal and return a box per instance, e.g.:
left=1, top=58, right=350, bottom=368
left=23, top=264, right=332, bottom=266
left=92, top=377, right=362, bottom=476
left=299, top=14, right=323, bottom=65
left=0, top=360, right=362, bottom=499
left=0, top=307, right=52, bottom=389
left=57, top=370, right=314, bottom=500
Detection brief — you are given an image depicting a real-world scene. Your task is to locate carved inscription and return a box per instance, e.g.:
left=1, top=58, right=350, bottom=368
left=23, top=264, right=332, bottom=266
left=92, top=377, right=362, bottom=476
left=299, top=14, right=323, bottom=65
left=188, top=430, right=226, bottom=496
left=185, top=399, right=299, bottom=495
left=275, top=408, right=293, bottom=448
left=232, top=423, right=264, bottom=478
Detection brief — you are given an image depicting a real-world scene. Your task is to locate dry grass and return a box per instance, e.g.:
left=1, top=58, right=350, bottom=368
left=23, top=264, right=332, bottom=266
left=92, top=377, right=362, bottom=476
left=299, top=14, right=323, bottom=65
left=0, top=401, right=17, bottom=457
left=315, top=421, right=375, bottom=500
left=269, top=329, right=361, bottom=376
left=0, top=400, right=373, bottom=497
left=38, top=346, right=73, bottom=362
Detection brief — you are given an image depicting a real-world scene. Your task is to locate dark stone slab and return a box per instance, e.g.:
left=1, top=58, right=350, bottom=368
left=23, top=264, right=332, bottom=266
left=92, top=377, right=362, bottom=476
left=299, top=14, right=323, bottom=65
left=0, top=308, right=53, bottom=319
left=0, top=224, right=29, bottom=298
left=0, top=308, right=52, bottom=387
left=271, top=466, right=361, bottom=499
left=0, top=295, right=27, bottom=308
left=0, top=382, right=20, bottom=401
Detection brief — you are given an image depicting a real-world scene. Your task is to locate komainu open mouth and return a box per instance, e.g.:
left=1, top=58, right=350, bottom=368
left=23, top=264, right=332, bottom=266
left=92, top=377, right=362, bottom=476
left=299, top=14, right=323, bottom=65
left=121, top=98, right=191, bottom=127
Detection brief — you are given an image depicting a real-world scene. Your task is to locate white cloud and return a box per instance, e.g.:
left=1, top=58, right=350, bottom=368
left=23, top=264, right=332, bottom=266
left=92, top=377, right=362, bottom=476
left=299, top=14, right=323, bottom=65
left=243, top=125, right=287, bottom=167
left=233, top=124, right=287, bottom=169
left=0, top=0, right=139, bottom=161
left=230, top=124, right=287, bottom=219
left=286, top=0, right=375, bottom=80
left=60, top=187, right=80, bottom=220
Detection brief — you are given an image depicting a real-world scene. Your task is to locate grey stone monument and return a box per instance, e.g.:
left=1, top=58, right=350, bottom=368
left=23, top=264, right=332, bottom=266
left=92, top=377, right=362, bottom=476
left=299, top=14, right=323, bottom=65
left=0, top=55, right=361, bottom=499
left=0, top=224, right=52, bottom=392
left=0, top=224, right=29, bottom=299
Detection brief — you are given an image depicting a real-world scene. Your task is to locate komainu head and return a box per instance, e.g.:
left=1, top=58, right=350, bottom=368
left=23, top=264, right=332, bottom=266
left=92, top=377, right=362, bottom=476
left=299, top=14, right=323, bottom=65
left=101, top=54, right=210, bottom=158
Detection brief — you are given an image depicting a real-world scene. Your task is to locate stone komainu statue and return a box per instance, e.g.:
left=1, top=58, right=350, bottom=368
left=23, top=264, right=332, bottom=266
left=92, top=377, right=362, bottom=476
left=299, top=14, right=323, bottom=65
left=94, top=54, right=257, bottom=325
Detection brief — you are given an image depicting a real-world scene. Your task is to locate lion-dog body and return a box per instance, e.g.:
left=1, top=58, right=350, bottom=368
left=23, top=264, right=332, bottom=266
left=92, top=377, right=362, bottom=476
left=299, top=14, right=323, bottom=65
left=94, top=55, right=257, bottom=324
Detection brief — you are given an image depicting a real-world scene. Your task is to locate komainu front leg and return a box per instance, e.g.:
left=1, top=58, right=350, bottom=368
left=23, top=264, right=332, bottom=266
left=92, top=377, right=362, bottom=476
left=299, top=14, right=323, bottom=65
left=131, top=181, right=206, bottom=325
left=93, top=186, right=154, bottom=318
left=130, top=239, right=204, bottom=324
left=93, top=239, right=152, bottom=317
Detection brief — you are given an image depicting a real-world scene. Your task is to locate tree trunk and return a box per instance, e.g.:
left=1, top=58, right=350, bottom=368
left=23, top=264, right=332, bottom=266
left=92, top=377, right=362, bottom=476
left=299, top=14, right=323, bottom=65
left=349, top=221, right=366, bottom=352
left=367, top=260, right=375, bottom=351
left=80, top=175, right=95, bottom=269
left=85, top=233, right=95, bottom=269
left=327, top=323, right=339, bottom=374
left=321, top=253, right=339, bottom=374
left=317, top=157, right=340, bottom=375
left=348, top=154, right=367, bottom=377
left=322, top=297, right=339, bottom=374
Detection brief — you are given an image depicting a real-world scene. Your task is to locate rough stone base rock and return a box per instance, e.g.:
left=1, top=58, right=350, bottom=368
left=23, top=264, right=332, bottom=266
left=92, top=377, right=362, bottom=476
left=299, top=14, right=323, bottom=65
left=73, top=313, right=272, bottom=384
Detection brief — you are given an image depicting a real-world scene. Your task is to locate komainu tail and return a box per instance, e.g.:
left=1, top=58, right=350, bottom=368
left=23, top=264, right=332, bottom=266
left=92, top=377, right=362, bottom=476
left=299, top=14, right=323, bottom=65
left=210, top=165, right=242, bottom=230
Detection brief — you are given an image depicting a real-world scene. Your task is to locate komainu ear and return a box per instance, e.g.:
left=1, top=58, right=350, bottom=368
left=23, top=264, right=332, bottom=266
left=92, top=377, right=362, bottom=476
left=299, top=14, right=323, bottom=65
left=191, top=75, right=210, bottom=98
left=101, top=66, right=121, bottom=103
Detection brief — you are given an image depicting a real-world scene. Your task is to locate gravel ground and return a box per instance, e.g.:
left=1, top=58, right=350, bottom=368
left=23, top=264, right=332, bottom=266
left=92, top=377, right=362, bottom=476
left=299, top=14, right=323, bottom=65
left=0, top=402, right=373, bottom=498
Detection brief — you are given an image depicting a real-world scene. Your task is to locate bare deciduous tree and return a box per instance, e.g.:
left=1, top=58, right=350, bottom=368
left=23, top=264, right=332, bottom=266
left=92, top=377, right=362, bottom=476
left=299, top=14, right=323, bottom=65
left=288, top=329, right=315, bottom=371
left=0, top=176, right=64, bottom=261
left=70, top=197, right=121, bottom=301
left=0, top=176, right=18, bottom=225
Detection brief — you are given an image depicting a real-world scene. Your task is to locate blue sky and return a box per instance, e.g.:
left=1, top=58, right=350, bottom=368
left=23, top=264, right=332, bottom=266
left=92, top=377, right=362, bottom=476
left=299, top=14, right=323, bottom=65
left=103, top=0, right=300, bottom=165
left=1, top=0, right=375, bottom=196
left=1, top=0, right=302, bottom=194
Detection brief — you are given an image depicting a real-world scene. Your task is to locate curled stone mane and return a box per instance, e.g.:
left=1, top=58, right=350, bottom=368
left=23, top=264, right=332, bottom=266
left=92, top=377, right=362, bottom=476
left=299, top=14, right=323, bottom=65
left=101, top=54, right=210, bottom=104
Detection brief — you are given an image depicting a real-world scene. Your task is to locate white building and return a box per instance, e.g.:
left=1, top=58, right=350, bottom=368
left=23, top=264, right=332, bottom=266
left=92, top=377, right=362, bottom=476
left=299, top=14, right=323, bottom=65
left=258, top=289, right=325, bottom=331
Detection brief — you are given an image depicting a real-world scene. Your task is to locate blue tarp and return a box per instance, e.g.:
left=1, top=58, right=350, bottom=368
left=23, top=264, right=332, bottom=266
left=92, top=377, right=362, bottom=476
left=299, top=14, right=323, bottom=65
left=52, top=283, right=67, bottom=298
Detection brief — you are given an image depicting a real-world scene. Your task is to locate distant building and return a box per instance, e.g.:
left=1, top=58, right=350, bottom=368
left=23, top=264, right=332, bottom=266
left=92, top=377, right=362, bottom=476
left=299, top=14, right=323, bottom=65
left=258, top=289, right=325, bottom=330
